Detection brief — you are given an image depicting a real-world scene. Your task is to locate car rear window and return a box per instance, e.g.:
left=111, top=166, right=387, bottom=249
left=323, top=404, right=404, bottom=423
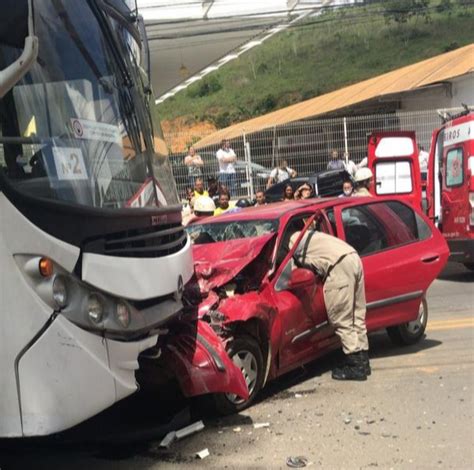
left=187, top=219, right=279, bottom=244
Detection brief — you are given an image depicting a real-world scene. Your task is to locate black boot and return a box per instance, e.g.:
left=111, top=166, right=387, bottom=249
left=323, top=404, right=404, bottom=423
left=331, top=354, right=367, bottom=381
left=350, top=350, right=371, bottom=376
left=359, top=350, right=371, bottom=376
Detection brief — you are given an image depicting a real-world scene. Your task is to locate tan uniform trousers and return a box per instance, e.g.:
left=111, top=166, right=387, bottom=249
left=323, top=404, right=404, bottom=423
left=323, top=252, right=368, bottom=355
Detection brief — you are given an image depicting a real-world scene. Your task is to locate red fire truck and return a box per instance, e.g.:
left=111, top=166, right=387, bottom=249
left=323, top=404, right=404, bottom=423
left=367, top=108, right=474, bottom=270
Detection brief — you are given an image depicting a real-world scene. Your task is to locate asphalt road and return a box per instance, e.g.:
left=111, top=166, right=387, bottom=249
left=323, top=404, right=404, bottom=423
left=1, top=263, right=472, bottom=470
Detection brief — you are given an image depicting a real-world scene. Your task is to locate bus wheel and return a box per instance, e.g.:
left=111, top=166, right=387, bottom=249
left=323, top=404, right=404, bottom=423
left=387, top=297, right=428, bottom=346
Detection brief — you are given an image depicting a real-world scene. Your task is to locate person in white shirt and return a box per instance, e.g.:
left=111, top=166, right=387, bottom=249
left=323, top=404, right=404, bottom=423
left=267, top=160, right=297, bottom=188
left=216, top=139, right=237, bottom=196
left=418, top=145, right=429, bottom=182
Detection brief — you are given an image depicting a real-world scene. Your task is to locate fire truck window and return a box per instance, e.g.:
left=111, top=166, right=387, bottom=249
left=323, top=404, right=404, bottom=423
left=374, top=161, right=413, bottom=194
left=446, top=148, right=463, bottom=187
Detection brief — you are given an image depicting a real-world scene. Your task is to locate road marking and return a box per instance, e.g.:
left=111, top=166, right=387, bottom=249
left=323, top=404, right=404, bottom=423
left=429, top=317, right=473, bottom=326
left=428, top=318, right=474, bottom=331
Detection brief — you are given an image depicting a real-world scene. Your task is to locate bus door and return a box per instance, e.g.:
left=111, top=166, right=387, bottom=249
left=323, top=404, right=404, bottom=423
left=367, top=131, right=422, bottom=209
left=440, top=116, right=474, bottom=241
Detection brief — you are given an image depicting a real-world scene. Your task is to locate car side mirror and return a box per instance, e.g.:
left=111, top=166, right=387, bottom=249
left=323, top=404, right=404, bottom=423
left=287, top=268, right=315, bottom=290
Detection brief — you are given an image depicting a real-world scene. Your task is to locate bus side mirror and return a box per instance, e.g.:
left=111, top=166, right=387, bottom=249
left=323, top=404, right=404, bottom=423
left=0, top=0, right=38, bottom=98
left=136, top=14, right=151, bottom=92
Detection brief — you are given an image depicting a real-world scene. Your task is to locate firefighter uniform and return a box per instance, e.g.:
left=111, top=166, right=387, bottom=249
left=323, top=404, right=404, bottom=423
left=290, top=231, right=369, bottom=372
left=352, top=187, right=372, bottom=197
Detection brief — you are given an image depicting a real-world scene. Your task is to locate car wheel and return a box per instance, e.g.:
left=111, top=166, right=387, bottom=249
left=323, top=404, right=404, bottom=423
left=387, top=297, right=428, bottom=346
left=213, top=335, right=264, bottom=415
left=463, top=263, right=474, bottom=271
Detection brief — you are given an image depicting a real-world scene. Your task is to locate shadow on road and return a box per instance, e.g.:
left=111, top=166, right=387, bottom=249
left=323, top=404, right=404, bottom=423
left=437, top=262, right=474, bottom=283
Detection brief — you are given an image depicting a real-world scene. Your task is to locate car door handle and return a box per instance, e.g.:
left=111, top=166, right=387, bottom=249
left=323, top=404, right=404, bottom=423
left=421, top=255, right=439, bottom=263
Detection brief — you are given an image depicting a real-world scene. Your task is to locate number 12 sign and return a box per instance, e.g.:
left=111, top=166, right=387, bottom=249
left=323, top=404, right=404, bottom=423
left=53, top=147, right=88, bottom=181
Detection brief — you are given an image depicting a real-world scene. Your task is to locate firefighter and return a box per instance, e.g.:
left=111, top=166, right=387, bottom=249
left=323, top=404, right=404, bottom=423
left=184, top=196, right=216, bottom=226
left=353, top=167, right=374, bottom=197
left=289, top=230, right=370, bottom=380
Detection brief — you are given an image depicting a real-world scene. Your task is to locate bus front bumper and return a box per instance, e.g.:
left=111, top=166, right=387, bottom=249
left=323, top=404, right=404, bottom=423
left=17, top=315, right=157, bottom=437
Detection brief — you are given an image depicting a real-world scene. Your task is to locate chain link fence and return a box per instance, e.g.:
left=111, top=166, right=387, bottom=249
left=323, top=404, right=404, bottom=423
left=167, top=107, right=465, bottom=200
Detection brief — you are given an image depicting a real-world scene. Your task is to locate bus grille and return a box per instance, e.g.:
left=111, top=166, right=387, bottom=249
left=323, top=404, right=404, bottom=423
left=84, top=223, right=187, bottom=258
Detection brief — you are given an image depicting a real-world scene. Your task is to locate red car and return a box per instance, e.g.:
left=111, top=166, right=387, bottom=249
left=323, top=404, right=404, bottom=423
left=156, top=197, right=449, bottom=413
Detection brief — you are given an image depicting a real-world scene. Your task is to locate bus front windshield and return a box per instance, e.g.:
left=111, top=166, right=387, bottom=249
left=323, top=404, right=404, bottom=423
left=0, top=0, right=178, bottom=209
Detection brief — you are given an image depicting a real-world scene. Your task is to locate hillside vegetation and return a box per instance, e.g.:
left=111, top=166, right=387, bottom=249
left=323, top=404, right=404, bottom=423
left=156, top=1, right=474, bottom=131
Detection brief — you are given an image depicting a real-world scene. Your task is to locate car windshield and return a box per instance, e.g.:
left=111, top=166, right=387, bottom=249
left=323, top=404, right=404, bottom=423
left=187, top=219, right=279, bottom=244
left=0, top=0, right=178, bottom=209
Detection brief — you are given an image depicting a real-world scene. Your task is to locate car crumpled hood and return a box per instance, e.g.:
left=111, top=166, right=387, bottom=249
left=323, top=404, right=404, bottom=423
left=192, top=233, right=275, bottom=293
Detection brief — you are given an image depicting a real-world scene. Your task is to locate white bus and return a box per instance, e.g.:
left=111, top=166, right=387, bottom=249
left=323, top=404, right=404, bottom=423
left=0, top=0, right=193, bottom=437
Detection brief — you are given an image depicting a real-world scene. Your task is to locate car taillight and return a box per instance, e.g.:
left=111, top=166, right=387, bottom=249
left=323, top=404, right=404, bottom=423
left=470, top=192, right=474, bottom=226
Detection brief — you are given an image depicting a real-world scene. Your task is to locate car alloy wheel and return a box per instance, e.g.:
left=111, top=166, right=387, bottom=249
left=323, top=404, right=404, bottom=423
left=212, top=335, right=264, bottom=415
left=387, top=297, right=428, bottom=346
left=226, top=349, right=259, bottom=405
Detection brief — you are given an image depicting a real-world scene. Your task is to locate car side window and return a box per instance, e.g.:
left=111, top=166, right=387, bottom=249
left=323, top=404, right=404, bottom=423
left=325, top=209, right=337, bottom=235
left=275, top=214, right=308, bottom=268
left=342, top=202, right=430, bottom=256
left=384, top=201, right=431, bottom=241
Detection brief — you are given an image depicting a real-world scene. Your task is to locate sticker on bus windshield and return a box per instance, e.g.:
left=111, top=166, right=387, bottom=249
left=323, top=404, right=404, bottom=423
left=53, top=147, right=88, bottom=180
left=71, top=118, right=121, bottom=145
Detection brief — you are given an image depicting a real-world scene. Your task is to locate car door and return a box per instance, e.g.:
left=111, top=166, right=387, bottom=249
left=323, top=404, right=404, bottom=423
left=336, top=200, right=449, bottom=332
left=269, top=211, right=335, bottom=374
left=368, top=131, right=422, bottom=210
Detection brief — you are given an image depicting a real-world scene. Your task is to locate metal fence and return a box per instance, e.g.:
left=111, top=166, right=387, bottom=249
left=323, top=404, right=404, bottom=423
left=167, top=107, right=464, bottom=200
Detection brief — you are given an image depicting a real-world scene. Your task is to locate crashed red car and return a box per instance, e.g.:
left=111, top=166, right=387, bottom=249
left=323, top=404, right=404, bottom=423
left=155, top=197, right=449, bottom=413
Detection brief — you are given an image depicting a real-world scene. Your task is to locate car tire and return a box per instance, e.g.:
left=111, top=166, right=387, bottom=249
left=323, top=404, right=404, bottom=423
left=213, top=335, right=264, bottom=415
left=387, top=297, right=428, bottom=346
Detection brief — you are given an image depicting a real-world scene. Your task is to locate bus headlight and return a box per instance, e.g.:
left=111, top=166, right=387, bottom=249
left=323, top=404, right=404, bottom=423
left=88, top=294, right=104, bottom=324
left=116, top=301, right=131, bottom=328
left=52, top=275, right=68, bottom=309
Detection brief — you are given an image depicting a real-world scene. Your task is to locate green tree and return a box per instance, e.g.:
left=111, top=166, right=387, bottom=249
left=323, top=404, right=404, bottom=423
left=383, top=0, right=431, bottom=24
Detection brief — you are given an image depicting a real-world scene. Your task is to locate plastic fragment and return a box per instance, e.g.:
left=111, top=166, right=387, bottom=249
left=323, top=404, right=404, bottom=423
left=175, top=420, right=205, bottom=440
left=159, top=431, right=176, bottom=448
left=287, top=456, right=309, bottom=468
left=196, top=448, right=210, bottom=459
left=253, top=422, right=270, bottom=429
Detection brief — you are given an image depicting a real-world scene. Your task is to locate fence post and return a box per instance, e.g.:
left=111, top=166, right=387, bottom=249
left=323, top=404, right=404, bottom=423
left=343, top=116, right=349, bottom=164
left=243, top=131, right=254, bottom=199
left=272, top=125, right=277, bottom=169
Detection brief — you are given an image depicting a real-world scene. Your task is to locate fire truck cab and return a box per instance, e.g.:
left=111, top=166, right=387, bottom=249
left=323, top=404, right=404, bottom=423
left=367, top=109, right=474, bottom=270
left=426, top=110, right=474, bottom=269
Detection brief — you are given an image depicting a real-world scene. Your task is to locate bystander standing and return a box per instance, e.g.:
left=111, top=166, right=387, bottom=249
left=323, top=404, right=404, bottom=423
left=283, top=183, right=295, bottom=201
left=267, top=160, right=297, bottom=188
left=184, top=146, right=204, bottom=186
left=216, top=140, right=237, bottom=195
left=255, top=190, right=267, bottom=206
left=214, top=191, right=231, bottom=216
left=339, top=179, right=354, bottom=197
left=327, top=149, right=345, bottom=171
